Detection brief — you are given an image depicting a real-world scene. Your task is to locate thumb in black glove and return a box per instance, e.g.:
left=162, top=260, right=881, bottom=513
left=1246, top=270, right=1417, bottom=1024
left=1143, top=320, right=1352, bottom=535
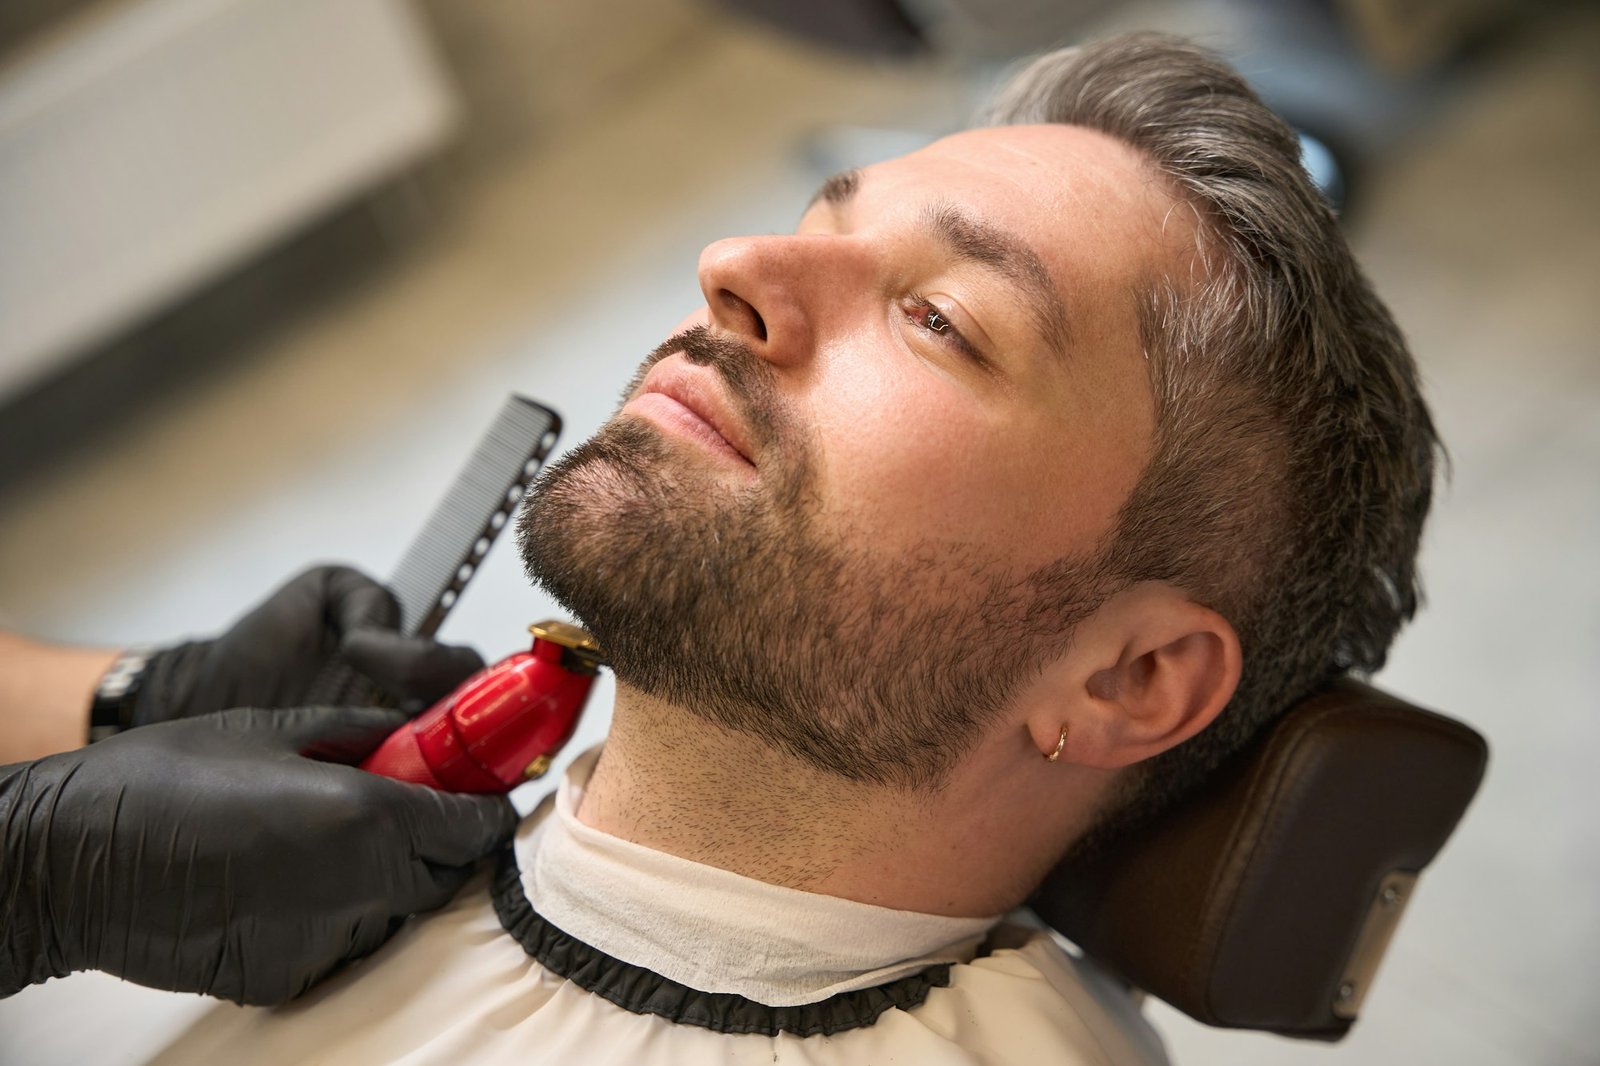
left=0, top=706, right=516, bottom=1005
left=132, top=566, right=484, bottom=727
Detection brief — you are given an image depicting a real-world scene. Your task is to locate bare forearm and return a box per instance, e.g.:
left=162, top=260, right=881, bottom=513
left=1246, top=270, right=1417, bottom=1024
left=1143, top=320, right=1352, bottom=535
left=0, top=631, right=118, bottom=763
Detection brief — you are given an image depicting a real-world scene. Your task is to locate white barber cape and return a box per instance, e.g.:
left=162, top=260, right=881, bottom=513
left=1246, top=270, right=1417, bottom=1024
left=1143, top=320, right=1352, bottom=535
left=0, top=749, right=1170, bottom=1066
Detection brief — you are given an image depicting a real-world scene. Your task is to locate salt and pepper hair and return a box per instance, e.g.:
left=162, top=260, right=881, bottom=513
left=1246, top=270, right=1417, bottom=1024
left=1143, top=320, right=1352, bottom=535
left=988, top=35, right=1441, bottom=838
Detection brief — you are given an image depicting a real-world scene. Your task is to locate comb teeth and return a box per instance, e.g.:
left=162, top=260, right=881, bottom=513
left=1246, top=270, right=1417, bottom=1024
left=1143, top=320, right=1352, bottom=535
left=389, top=396, right=561, bottom=637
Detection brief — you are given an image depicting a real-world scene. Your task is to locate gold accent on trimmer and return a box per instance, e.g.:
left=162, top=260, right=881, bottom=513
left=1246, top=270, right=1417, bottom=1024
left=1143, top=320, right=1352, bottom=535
left=528, top=620, right=604, bottom=670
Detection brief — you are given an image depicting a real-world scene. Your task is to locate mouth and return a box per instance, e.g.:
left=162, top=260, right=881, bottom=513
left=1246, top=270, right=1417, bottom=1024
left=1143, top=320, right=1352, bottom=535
left=626, top=358, right=756, bottom=469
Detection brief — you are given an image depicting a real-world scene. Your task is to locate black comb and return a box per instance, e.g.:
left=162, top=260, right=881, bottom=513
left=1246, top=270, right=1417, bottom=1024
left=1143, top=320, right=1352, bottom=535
left=309, top=395, right=561, bottom=705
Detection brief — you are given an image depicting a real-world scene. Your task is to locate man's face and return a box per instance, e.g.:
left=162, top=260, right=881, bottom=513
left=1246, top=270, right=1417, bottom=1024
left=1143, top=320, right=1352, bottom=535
left=520, top=124, right=1182, bottom=789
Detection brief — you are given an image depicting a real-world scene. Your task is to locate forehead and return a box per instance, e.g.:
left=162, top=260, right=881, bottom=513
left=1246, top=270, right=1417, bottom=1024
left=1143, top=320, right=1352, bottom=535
left=851, top=123, right=1190, bottom=307
left=906, top=123, right=1153, bottom=189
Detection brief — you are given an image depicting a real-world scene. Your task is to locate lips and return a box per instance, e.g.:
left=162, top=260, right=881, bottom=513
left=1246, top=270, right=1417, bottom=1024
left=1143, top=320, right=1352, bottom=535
left=633, top=359, right=756, bottom=467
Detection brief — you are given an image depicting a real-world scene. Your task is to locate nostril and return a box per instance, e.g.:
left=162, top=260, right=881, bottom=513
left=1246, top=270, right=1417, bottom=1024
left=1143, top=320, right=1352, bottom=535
left=719, top=288, right=767, bottom=342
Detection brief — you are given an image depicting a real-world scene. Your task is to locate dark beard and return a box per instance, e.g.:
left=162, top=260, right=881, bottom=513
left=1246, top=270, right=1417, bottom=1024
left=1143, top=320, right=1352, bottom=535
left=518, top=327, right=1105, bottom=790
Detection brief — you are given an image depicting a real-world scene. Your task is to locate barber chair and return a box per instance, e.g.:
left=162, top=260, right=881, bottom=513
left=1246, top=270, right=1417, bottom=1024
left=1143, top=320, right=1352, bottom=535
left=1031, top=678, right=1488, bottom=1041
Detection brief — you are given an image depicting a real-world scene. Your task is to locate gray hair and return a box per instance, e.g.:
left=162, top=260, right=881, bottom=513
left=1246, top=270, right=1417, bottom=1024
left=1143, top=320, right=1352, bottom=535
left=987, top=34, right=1441, bottom=840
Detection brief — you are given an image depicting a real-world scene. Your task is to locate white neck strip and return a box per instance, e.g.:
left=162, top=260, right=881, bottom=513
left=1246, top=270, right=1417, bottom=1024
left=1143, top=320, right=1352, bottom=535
left=516, top=748, right=999, bottom=1008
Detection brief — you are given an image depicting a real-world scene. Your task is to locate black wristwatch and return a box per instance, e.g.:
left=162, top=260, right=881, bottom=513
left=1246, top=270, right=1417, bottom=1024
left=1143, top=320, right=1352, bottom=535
left=87, top=648, right=154, bottom=742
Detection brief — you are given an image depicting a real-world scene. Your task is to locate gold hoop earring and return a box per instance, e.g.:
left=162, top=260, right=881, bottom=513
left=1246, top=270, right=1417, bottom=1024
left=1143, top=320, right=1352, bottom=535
left=1045, top=724, right=1068, bottom=762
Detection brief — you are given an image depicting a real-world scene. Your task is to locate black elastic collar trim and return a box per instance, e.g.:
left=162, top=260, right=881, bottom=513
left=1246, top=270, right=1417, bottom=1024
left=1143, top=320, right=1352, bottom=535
left=490, top=845, right=951, bottom=1037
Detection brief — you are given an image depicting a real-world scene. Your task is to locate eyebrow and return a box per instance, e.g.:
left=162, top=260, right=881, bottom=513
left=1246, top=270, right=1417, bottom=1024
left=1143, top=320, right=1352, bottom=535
left=807, top=168, right=1071, bottom=355
left=921, top=202, right=1070, bottom=354
left=810, top=168, right=861, bottom=208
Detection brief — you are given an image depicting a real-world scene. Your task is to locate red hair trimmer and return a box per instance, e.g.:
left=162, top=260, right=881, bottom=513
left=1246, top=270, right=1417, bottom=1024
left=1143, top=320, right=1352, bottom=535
left=361, top=621, right=602, bottom=792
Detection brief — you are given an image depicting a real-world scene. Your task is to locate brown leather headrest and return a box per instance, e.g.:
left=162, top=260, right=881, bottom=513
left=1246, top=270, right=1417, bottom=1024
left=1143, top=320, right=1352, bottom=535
left=1029, top=679, right=1488, bottom=1040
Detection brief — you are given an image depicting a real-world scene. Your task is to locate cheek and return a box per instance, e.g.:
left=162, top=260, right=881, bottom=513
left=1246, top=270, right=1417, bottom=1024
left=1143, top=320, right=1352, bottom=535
left=793, top=342, right=1146, bottom=569
left=800, top=352, right=1040, bottom=550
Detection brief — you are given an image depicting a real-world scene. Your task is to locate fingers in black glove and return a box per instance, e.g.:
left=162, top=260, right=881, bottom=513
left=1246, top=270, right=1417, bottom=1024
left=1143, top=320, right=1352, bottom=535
left=321, top=565, right=402, bottom=635
left=1, top=705, right=517, bottom=1005
left=130, top=565, right=483, bottom=725
left=341, top=629, right=486, bottom=709
left=273, top=702, right=411, bottom=763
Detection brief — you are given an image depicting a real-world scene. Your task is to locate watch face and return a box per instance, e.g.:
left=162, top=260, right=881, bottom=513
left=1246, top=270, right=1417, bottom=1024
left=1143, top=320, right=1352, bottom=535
left=96, top=650, right=152, bottom=702
left=90, top=649, right=153, bottom=737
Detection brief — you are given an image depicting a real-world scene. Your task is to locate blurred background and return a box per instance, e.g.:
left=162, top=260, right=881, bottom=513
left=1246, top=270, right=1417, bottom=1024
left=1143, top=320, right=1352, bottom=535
left=0, top=0, right=1595, bottom=1062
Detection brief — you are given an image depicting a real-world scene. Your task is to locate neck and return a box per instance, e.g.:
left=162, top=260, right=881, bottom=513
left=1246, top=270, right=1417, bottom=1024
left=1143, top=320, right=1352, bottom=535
left=575, top=684, right=1102, bottom=917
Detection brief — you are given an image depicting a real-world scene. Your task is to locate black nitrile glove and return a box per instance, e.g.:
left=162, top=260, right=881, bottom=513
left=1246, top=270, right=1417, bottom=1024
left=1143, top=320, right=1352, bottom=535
left=0, top=706, right=516, bottom=1005
left=132, top=565, right=484, bottom=726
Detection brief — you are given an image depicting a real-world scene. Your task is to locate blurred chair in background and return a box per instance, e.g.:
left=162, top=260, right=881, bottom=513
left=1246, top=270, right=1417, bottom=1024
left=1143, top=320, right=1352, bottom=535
left=1036, top=680, right=1486, bottom=1043
left=715, top=0, right=1532, bottom=217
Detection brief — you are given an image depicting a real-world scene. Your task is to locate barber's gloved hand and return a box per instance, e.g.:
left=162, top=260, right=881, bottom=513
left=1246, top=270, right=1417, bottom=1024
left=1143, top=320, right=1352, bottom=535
left=0, top=706, right=516, bottom=1004
left=131, top=565, right=484, bottom=726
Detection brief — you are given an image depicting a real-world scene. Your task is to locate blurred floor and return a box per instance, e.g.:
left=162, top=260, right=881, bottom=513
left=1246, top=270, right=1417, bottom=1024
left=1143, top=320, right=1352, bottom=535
left=1, top=2, right=1597, bottom=1064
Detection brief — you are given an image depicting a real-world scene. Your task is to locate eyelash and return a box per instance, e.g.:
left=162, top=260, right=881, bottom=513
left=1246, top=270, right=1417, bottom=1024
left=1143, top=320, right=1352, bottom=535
left=904, top=293, right=983, bottom=363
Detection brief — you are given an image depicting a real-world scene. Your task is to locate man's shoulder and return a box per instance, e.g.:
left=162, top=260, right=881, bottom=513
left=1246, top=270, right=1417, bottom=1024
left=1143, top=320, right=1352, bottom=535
left=913, top=920, right=1171, bottom=1066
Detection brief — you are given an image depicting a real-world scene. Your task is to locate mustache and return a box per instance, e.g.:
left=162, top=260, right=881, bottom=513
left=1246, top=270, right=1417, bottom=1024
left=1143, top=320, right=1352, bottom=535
left=624, top=325, right=787, bottom=451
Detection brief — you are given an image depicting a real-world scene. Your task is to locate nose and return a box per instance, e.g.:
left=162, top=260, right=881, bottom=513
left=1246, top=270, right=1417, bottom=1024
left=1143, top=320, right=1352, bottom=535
left=697, top=235, right=844, bottom=368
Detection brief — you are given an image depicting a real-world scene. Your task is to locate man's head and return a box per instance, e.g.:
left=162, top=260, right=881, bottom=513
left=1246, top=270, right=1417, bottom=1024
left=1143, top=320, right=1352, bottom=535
left=980, top=34, right=1440, bottom=839
left=520, top=34, right=1437, bottom=849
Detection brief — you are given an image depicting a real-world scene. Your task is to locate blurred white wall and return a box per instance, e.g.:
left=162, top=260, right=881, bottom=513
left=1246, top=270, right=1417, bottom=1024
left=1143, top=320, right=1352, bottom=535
left=0, top=0, right=455, bottom=401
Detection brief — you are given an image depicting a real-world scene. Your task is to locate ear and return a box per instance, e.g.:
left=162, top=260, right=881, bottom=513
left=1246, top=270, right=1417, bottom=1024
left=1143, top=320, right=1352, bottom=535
left=1025, top=583, right=1241, bottom=770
